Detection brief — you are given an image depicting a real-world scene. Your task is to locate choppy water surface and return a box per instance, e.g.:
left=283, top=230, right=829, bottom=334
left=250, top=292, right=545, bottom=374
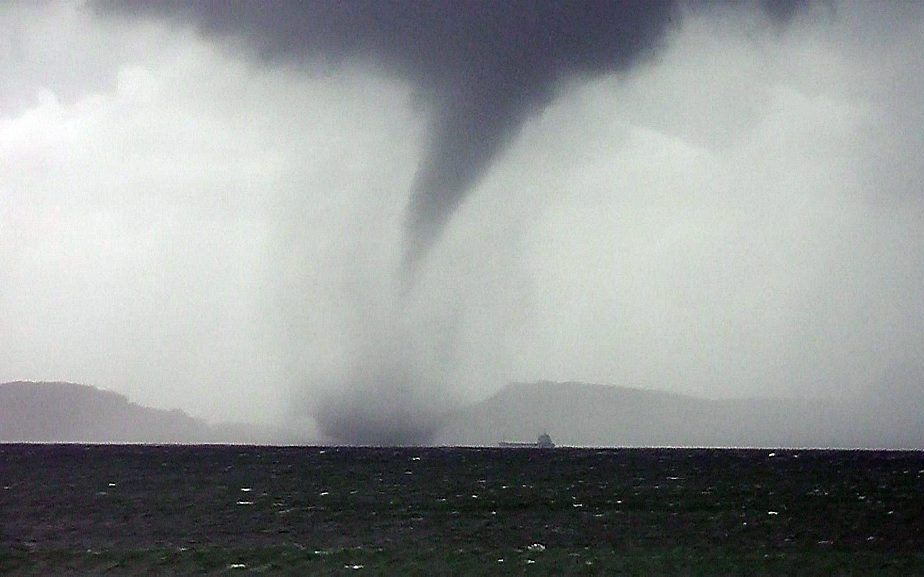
left=2, top=445, right=923, bottom=574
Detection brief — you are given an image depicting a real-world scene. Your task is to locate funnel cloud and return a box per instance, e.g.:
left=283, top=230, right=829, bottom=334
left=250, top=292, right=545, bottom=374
left=98, top=0, right=684, bottom=272
left=3, top=1, right=923, bottom=445
left=95, top=0, right=686, bottom=443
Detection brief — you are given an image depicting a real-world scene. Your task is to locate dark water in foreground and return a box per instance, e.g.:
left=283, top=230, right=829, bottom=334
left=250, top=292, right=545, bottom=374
left=2, top=445, right=923, bottom=575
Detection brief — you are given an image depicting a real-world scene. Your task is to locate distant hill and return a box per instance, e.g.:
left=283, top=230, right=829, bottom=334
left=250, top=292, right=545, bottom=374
left=434, top=381, right=924, bottom=449
left=6, top=380, right=920, bottom=448
left=0, top=381, right=311, bottom=444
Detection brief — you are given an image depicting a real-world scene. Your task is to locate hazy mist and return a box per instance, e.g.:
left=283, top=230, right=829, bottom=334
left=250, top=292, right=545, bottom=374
left=2, top=1, right=923, bottom=444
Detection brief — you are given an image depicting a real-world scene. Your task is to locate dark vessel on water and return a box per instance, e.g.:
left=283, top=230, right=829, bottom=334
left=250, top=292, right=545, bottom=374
left=499, top=433, right=555, bottom=448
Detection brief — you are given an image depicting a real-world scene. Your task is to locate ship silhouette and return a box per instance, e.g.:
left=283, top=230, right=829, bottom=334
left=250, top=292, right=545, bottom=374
left=499, top=432, right=555, bottom=448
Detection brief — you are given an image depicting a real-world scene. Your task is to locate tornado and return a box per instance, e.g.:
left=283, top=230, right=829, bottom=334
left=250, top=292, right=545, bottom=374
left=94, top=0, right=808, bottom=444
left=96, top=0, right=682, bottom=273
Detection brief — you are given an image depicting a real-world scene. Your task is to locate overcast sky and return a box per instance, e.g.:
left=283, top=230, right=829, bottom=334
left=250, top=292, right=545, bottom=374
left=2, top=1, right=923, bottom=440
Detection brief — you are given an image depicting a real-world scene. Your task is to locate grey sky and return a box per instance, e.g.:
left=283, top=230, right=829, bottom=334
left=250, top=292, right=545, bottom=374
left=97, top=0, right=683, bottom=274
left=2, top=1, right=923, bottom=442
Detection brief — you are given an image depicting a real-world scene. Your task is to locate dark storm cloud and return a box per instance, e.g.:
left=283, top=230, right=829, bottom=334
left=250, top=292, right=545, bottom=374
left=10, top=1, right=924, bottom=449
left=90, top=0, right=823, bottom=444
left=97, top=0, right=682, bottom=272
left=759, top=0, right=805, bottom=25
